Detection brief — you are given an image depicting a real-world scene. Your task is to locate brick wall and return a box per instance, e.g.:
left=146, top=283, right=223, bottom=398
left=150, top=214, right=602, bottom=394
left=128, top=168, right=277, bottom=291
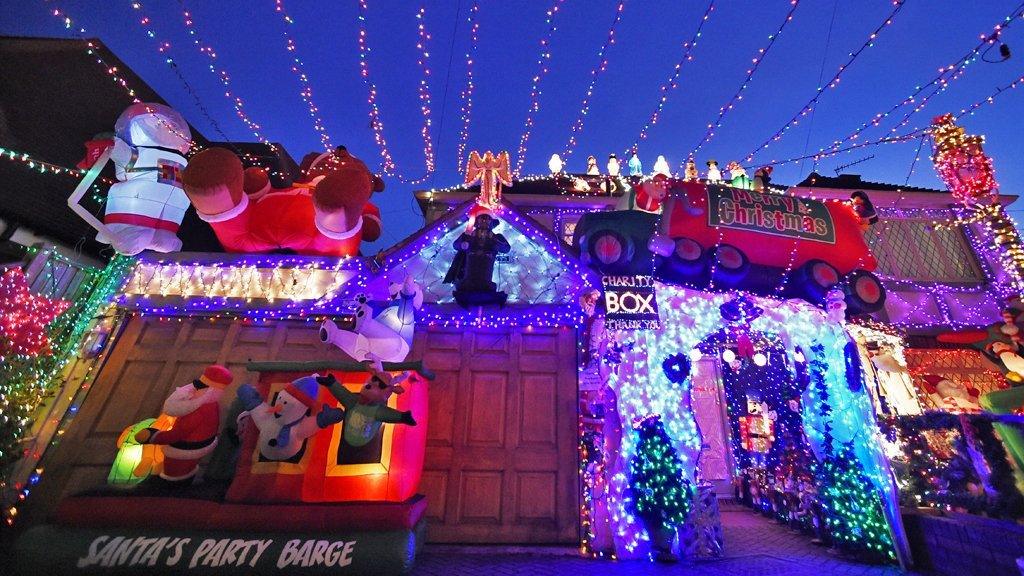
left=903, top=510, right=1024, bottom=576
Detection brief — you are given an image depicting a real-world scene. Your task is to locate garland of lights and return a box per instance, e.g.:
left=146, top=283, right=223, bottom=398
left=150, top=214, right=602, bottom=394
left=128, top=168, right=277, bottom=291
left=47, top=7, right=195, bottom=148
left=178, top=0, right=278, bottom=152
left=928, top=114, right=1024, bottom=296
left=628, top=0, right=715, bottom=154
left=454, top=1, right=481, bottom=171
left=599, top=285, right=898, bottom=559
left=513, top=0, right=567, bottom=176
left=743, top=0, right=907, bottom=162
left=354, top=1, right=436, bottom=183
left=687, top=0, right=801, bottom=163
left=271, top=0, right=333, bottom=151
left=818, top=4, right=1024, bottom=156
left=2, top=254, right=133, bottom=527
left=560, top=0, right=628, bottom=160
left=126, top=0, right=233, bottom=143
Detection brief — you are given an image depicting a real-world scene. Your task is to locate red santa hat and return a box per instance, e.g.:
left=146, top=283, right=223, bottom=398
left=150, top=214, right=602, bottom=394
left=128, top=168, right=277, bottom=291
left=197, top=365, right=233, bottom=389
left=283, top=377, right=321, bottom=410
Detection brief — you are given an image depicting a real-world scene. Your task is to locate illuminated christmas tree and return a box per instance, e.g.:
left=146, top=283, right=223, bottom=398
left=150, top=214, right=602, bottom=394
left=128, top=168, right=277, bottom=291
left=629, top=415, right=693, bottom=561
left=817, top=443, right=896, bottom=561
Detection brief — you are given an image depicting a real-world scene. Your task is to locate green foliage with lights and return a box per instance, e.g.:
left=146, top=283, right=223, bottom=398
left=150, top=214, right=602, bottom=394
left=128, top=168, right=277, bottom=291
left=817, top=443, right=896, bottom=560
left=0, top=254, right=131, bottom=474
left=629, top=415, right=693, bottom=530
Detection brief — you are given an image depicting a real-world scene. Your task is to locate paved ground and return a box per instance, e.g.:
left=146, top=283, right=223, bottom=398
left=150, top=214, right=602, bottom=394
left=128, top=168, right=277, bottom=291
left=414, top=506, right=915, bottom=575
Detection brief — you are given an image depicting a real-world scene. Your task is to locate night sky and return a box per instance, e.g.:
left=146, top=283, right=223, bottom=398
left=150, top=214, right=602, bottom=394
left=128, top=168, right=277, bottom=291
left=4, top=1, right=1024, bottom=251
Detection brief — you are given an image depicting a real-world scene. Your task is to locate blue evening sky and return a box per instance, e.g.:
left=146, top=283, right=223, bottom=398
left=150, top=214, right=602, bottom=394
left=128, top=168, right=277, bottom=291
left=3, top=1, right=1024, bottom=251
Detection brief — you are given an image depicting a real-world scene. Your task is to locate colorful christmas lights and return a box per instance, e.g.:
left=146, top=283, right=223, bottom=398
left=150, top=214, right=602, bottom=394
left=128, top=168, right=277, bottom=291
left=2, top=254, right=132, bottom=526
left=271, top=0, right=333, bottom=151
left=127, top=0, right=232, bottom=142
left=560, top=0, right=628, bottom=160
left=513, top=0, right=567, bottom=176
left=629, top=1, right=715, bottom=154
left=355, top=0, right=436, bottom=183
left=687, top=0, right=801, bottom=162
left=818, top=4, right=1024, bottom=155
left=454, top=1, right=481, bottom=172
left=596, top=284, right=898, bottom=559
left=178, top=0, right=277, bottom=151
left=743, top=1, right=907, bottom=162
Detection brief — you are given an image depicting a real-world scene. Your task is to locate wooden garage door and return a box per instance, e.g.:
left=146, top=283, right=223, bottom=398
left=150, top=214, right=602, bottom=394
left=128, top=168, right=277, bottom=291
left=414, top=325, right=579, bottom=544
left=27, top=315, right=347, bottom=525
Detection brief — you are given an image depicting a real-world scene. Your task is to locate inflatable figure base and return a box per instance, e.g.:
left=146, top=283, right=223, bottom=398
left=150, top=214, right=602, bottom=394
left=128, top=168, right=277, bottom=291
left=11, top=491, right=427, bottom=576
left=453, top=289, right=508, bottom=309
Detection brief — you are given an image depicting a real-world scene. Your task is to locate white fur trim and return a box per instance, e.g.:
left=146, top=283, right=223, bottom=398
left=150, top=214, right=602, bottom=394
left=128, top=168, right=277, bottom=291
left=247, top=179, right=272, bottom=201
left=308, top=151, right=332, bottom=171
left=160, top=468, right=198, bottom=482
left=197, top=192, right=249, bottom=223
left=161, top=437, right=218, bottom=460
left=364, top=212, right=382, bottom=228
left=315, top=214, right=363, bottom=241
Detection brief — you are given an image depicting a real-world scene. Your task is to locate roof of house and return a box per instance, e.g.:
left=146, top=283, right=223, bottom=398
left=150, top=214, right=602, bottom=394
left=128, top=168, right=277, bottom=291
left=796, top=172, right=944, bottom=194
left=0, top=36, right=220, bottom=259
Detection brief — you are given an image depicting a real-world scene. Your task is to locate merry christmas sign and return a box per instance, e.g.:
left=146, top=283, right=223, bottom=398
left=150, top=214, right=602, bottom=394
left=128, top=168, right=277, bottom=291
left=707, top=186, right=836, bottom=244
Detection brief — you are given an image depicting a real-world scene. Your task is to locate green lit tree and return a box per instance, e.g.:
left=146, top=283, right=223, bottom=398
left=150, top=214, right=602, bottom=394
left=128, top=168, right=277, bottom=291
left=629, top=415, right=693, bottom=562
left=817, top=442, right=896, bottom=562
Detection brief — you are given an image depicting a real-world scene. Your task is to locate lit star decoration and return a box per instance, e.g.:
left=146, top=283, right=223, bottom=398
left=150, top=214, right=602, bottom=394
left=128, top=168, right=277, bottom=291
left=2, top=254, right=133, bottom=526
left=0, top=268, right=71, bottom=359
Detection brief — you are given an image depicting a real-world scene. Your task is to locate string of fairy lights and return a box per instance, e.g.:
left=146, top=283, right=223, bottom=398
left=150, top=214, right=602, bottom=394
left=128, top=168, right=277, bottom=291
left=126, top=0, right=235, bottom=144
left=354, top=0, right=436, bottom=183
left=177, top=0, right=278, bottom=152
left=513, top=0, right=567, bottom=176
left=454, top=1, right=481, bottom=172
left=270, top=0, right=333, bottom=151
left=628, top=0, right=716, bottom=155
left=818, top=2, right=1024, bottom=156
left=560, top=0, right=628, bottom=160
left=742, top=0, right=908, bottom=163
left=686, top=0, right=801, bottom=163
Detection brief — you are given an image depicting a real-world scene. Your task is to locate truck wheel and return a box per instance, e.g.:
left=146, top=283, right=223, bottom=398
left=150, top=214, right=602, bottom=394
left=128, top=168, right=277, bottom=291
left=843, top=269, right=886, bottom=314
left=669, top=237, right=705, bottom=277
left=709, top=244, right=749, bottom=285
left=789, top=259, right=840, bottom=303
left=588, top=229, right=633, bottom=270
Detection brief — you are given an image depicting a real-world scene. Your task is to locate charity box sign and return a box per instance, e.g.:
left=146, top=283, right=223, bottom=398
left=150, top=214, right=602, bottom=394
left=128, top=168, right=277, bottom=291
left=602, top=275, right=660, bottom=330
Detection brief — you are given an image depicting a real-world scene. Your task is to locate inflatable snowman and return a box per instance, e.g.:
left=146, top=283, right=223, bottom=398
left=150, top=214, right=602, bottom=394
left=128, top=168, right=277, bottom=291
left=236, top=376, right=344, bottom=461
left=72, top=103, right=193, bottom=255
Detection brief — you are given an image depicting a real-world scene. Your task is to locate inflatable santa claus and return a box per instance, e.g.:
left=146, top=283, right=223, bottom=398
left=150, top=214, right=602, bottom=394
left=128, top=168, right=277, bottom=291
left=134, top=365, right=233, bottom=483
left=180, top=145, right=383, bottom=256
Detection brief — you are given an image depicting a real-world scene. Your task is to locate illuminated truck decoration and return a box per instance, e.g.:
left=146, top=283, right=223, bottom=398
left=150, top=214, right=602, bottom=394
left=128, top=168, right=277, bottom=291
left=574, top=180, right=886, bottom=314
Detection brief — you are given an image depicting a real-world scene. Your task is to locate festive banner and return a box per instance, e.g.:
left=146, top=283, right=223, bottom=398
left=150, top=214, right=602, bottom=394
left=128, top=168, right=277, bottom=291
left=707, top=186, right=836, bottom=244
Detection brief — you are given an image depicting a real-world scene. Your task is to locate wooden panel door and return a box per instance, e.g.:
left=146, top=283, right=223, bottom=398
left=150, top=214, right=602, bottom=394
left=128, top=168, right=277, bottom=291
left=415, top=325, right=579, bottom=544
left=25, top=316, right=354, bottom=525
